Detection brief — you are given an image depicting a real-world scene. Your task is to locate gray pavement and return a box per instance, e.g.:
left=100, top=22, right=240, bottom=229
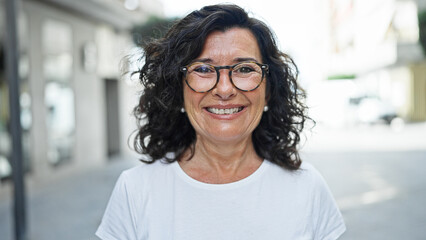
left=305, top=151, right=426, bottom=240
left=0, top=156, right=138, bottom=240
left=1, top=123, right=426, bottom=240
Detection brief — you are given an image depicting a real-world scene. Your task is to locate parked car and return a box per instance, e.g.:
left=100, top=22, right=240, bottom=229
left=351, top=96, right=398, bottom=124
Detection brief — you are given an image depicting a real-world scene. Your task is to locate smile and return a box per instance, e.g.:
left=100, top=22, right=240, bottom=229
left=206, top=107, right=244, bottom=115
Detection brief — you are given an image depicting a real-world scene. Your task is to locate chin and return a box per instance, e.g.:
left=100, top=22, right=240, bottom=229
left=204, top=130, right=252, bottom=143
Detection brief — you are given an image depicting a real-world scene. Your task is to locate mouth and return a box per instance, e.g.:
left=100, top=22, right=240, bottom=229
left=206, top=107, right=245, bottom=115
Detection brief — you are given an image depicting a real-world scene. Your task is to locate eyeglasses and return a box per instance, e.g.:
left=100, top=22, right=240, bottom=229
left=180, top=61, right=269, bottom=93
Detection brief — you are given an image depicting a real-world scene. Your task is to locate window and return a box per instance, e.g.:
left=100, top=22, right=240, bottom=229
left=42, top=19, right=75, bottom=166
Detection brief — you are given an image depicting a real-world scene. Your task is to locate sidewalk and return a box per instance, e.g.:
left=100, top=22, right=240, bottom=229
left=0, top=155, right=138, bottom=240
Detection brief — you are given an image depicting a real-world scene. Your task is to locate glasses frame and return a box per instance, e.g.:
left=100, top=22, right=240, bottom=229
left=180, top=61, right=269, bottom=93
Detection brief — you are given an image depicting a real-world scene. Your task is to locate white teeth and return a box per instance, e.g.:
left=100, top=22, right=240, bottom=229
left=207, top=107, right=243, bottom=115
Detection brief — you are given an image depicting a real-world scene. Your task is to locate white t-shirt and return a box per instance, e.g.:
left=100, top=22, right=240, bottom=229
left=96, top=160, right=346, bottom=240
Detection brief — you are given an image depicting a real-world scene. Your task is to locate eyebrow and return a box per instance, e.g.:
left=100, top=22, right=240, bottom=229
left=192, top=57, right=261, bottom=64
left=235, top=57, right=260, bottom=63
left=192, top=58, right=212, bottom=63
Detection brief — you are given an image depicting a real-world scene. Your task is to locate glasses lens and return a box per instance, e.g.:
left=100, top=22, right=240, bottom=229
left=232, top=62, right=263, bottom=91
left=186, top=63, right=217, bottom=92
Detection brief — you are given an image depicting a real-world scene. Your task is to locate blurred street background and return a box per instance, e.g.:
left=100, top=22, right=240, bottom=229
left=1, top=0, right=426, bottom=239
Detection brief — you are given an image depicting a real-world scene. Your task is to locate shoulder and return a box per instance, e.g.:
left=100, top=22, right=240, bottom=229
left=264, top=160, right=335, bottom=201
left=119, top=160, right=176, bottom=190
left=123, top=159, right=173, bottom=177
left=299, top=161, right=324, bottom=181
left=265, top=160, right=324, bottom=184
left=298, top=161, right=332, bottom=193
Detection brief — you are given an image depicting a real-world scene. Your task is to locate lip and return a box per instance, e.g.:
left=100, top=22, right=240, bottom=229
left=203, top=104, right=247, bottom=120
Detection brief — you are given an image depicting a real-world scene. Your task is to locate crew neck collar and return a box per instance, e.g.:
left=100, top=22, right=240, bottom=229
left=173, top=159, right=270, bottom=190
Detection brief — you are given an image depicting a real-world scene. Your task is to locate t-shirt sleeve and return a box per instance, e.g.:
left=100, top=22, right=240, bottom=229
left=96, top=172, right=138, bottom=240
left=310, top=168, right=346, bottom=240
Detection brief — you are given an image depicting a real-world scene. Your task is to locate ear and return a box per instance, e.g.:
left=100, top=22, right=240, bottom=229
left=264, top=96, right=269, bottom=112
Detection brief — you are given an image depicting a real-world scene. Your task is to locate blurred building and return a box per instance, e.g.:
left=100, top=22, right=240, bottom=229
left=310, top=0, right=426, bottom=126
left=0, top=0, right=163, bottom=192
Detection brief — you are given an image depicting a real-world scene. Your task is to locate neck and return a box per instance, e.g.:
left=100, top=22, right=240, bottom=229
left=179, top=134, right=263, bottom=183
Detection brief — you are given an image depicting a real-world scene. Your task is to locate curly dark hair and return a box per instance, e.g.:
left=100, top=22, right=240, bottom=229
left=134, top=4, right=308, bottom=170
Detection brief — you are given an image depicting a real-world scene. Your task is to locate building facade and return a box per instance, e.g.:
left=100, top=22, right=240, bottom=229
left=0, top=0, right=163, bottom=192
left=324, top=0, right=426, bottom=125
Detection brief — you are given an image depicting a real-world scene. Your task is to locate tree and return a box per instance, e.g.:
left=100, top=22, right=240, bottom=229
left=418, top=10, right=426, bottom=55
left=131, top=16, right=179, bottom=47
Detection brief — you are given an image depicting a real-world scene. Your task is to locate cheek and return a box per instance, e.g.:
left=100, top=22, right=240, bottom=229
left=183, top=87, right=203, bottom=112
left=251, top=84, right=267, bottom=107
left=183, top=86, right=193, bottom=105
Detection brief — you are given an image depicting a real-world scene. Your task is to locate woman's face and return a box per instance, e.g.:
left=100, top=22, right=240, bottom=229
left=183, top=27, right=267, bottom=144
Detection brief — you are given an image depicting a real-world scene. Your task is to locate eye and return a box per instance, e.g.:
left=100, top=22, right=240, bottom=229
left=234, top=63, right=257, bottom=74
left=192, top=64, right=214, bottom=73
left=236, top=66, right=255, bottom=73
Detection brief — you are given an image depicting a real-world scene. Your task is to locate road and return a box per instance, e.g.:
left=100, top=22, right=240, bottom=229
left=304, top=150, right=426, bottom=240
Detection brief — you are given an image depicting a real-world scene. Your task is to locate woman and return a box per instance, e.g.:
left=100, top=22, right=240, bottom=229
left=96, top=4, right=346, bottom=240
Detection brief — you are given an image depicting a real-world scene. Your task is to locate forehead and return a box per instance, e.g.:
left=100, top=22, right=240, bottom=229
left=197, top=27, right=262, bottom=63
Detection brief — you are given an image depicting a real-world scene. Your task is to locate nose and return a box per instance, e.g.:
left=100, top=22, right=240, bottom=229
left=211, top=69, right=236, bottom=99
